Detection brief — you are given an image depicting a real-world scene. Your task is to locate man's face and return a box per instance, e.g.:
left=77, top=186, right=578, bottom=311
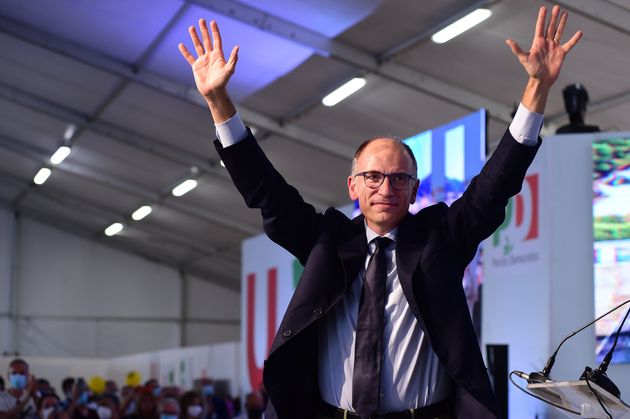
left=348, top=139, right=418, bottom=235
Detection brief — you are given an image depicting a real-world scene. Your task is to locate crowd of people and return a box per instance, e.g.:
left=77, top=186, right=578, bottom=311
left=0, top=359, right=266, bottom=419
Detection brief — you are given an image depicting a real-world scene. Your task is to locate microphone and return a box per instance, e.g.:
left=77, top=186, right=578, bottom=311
left=578, top=305, right=630, bottom=399
left=524, top=299, right=630, bottom=384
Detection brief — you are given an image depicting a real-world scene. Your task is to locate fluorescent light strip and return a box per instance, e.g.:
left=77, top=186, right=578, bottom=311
left=431, top=9, right=492, bottom=44
left=50, top=146, right=71, bottom=165
left=33, top=168, right=52, bottom=185
left=172, top=179, right=198, bottom=197
left=131, top=205, right=152, bottom=221
left=104, top=223, right=123, bottom=236
left=322, top=78, right=366, bottom=107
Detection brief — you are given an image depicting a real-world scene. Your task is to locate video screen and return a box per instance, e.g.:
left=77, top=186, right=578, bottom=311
left=593, top=137, right=630, bottom=364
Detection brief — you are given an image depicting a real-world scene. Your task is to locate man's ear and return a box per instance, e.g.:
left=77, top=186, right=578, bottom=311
left=348, top=176, right=359, bottom=201
left=409, top=179, right=420, bottom=204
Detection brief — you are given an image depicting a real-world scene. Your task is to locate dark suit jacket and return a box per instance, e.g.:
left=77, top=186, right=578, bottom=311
left=216, top=128, right=540, bottom=419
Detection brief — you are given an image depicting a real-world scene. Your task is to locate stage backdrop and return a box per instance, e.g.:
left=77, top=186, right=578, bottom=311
left=483, top=131, right=630, bottom=419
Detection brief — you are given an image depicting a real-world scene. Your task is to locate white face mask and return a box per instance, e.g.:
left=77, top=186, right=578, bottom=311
left=42, top=407, right=55, bottom=419
left=187, top=405, right=203, bottom=418
left=97, top=407, right=112, bottom=419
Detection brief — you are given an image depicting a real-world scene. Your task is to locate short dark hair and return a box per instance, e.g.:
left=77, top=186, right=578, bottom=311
left=62, top=377, right=75, bottom=393
left=351, top=136, right=418, bottom=176
left=9, top=358, right=28, bottom=372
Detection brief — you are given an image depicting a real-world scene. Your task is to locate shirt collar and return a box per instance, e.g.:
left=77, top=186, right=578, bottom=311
left=365, top=221, right=398, bottom=246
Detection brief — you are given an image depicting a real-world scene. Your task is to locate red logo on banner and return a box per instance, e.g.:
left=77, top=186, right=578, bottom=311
left=492, top=173, right=539, bottom=248
left=246, top=268, right=277, bottom=391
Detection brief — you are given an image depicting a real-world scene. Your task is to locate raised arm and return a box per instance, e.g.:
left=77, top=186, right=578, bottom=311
left=507, top=5, right=583, bottom=113
left=178, top=19, right=239, bottom=123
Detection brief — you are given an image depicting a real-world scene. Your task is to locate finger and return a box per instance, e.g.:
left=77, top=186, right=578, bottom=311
left=562, top=30, right=583, bottom=53
left=506, top=39, right=526, bottom=61
left=188, top=25, right=205, bottom=57
left=178, top=43, right=196, bottom=65
left=226, top=45, right=239, bottom=74
left=554, top=11, right=567, bottom=42
left=211, top=20, right=223, bottom=56
left=545, top=5, right=560, bottom=40
left=535, top=6, right=546, bottom=38
left=199, top=18, right=212, bottom=52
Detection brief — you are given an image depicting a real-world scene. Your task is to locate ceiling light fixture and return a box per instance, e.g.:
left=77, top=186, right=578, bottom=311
left=322, top=77, right=366, bottom=107
left=104, top=222, right=123, bottom=236
left=131, top=205, right=152, bottom=221
left=33, top=168, right=52, bottom=185
left=64, top=124, right=77, bottom=141
left=431, top=8, right=492, bottom=44
left=172, top=179, right=198, bottom=197
left=50, top=146, right=71, bottom=165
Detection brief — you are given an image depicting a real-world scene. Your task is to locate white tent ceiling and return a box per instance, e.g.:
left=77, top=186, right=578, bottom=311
left=1, top=0, right=628, bottom=290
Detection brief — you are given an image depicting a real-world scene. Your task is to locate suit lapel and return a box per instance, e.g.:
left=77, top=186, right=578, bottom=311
left=336, top=215, right=368, bottom=292
left=395, top=213, right=426, bottom=322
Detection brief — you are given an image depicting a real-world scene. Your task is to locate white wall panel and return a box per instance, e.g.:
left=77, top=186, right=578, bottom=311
left=187, top=275, right=240, bottom=319
left=18, top=219, right=180, bottom=318
left=184, top=322, right=239, bottom=347
left=6, top=217, right=239, bottom=357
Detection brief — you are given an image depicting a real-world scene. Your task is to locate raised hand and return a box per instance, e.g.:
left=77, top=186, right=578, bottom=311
left=179, top=19, right=239, bottom=99
left=506, top=5, right=582, bottom=88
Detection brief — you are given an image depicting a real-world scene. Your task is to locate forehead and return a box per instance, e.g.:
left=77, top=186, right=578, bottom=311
left=356, top=139, right=413, bottom=170
left=10, top=362, right=28, bottom=372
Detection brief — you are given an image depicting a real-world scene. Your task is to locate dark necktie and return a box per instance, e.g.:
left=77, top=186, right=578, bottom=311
left=353, top=236, right=390, bottom=419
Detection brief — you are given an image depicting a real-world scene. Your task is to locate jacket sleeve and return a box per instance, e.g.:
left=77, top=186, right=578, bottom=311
left=214, top=129, right=324, bottom=265
left=443, top=128, right=541, bottom=266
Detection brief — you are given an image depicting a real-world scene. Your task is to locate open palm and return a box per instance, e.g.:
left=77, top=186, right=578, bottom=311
left=506, top=6, right=582, bottom=87
left=179, top=19, right=239, bottom=98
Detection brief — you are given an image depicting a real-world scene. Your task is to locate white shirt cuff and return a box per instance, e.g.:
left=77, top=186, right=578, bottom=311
left=215, top=113, right=247, bottom=147
left=509, top=103, right=544, bottom=146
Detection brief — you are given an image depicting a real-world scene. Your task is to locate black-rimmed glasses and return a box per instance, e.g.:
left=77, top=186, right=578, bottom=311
left=354, top=171, right=415, bottom=190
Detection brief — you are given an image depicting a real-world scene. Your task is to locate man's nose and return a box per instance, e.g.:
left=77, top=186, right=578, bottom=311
left=378, top=176, right=395, bottom=194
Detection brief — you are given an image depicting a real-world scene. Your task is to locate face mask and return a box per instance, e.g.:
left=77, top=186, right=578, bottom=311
left=161, top=415, right=178, bottom=419
left=77, top=392, right=89, bottom=405
left=42, top=408, right=55, bottom=419
left=201, top=385, right=214, bottom=396
left=187, top=406, right=203, bottom=418
left=152, top=387, right=161, bottom=397
left=97, top=407, right=112, bottom=419
left=9, top=374, right=27, bottom=390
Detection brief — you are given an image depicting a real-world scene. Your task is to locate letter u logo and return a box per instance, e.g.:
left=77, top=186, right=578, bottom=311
left=246, top=268, right=277, bottom=391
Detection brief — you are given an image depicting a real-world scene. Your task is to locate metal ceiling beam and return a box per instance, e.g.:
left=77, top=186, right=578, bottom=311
left=379, top=0, right=489, bottom=62
left=0, top=80, right=331, bottom=211
left=0, top=14, right=354, bottom=163
left=184, top=0, right=515, bottom=123
left=0, top=195, right=240, bottom=291
left=0, top=169, right=240, bottom=289
left=554, top=0, right=630, bottom=37
left=0, top=130, right=260, bottom=236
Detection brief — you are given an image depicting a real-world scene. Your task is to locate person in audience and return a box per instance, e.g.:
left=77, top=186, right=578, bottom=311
left=178, top=391, right=204, bottom=419
left=124, top=389, right=157, bottom=419
left=199, top=380, right=226, bottom=419
left=36, top=380, right=52, bottom=397
left=104, top=382, right=118, bottom=398
left=233, top=392, right=265, bottom=419
left=66, top=379, right=97, bottom=419
left=157, top=398, right=178, bottom=419
left=0, top=359, right=38, bottom=419
left=38, top=393, right=61, bottom=419
left=97, top=393, right=120, bottom=419
left=143, top=382, right=159, bottom=400
left=60, top=379, right=75, bottom=410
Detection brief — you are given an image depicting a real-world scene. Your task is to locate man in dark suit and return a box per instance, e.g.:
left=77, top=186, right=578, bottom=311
left=179, top=5, right=581, bottom=418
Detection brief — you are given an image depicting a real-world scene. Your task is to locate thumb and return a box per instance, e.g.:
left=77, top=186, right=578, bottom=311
left=506, top=39, right=526, bottom=60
